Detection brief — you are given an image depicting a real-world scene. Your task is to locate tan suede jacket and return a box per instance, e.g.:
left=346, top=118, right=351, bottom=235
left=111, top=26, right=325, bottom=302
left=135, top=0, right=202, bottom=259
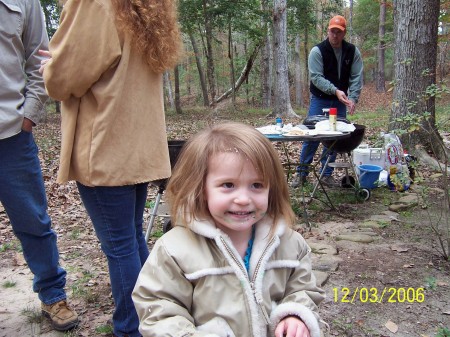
left=43, top=0, right=170, bottom=186
left=132, top=217, right=325, bottom=337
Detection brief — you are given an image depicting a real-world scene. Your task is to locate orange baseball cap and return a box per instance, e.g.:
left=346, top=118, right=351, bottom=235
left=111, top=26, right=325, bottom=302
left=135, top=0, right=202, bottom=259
left=328, top=15, right=346, bottom=31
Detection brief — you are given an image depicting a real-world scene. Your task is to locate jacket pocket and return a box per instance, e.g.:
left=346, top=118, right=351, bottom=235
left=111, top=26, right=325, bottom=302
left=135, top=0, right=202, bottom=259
left=197, top=317, right=236, bottom=337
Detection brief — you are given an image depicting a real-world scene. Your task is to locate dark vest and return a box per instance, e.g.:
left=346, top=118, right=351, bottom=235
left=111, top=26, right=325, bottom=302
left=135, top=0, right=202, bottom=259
left=310, top=39, right=356, bottom=100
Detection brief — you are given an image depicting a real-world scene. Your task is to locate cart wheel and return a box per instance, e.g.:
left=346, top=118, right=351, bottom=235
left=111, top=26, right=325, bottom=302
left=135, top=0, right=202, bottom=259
left=163, top=218, right=172, bottom=233
left=355, top=188, right=370, bottom=202
left=341, top=175, right=356, bottom=188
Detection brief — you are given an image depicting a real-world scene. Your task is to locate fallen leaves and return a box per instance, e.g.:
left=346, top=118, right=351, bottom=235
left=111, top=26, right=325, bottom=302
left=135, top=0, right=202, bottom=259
left=385, top=320, right=399, bottom=333
left=390, top=245, right=409, bottom=252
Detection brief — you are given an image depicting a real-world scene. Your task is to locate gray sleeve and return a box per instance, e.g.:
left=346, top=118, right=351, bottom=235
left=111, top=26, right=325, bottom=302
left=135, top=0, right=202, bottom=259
left=308, top=46, right=337, bottom=96
left=22, top=0, right=49, bottom=125
left=348, top=47, right=364, bottom=103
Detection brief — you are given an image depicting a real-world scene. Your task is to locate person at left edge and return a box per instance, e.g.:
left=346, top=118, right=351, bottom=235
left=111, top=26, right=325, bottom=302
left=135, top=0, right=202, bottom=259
left=0, top=0, right=78, bottom=331
left=40, top=0, right=183, bottom=336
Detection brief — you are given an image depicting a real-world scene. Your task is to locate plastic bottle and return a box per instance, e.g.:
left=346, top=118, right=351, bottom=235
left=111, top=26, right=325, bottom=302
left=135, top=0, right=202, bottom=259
left=329, top=107, right=337, bottom=131
left=276, top=117, right=283, bottom=128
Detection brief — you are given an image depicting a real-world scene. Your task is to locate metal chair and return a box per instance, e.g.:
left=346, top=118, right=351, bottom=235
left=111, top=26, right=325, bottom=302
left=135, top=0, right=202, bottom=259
left=145, top=140, right=185, bottom=242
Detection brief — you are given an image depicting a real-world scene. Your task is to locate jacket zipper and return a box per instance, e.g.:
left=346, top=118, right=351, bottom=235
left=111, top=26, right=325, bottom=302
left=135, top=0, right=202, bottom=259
left=251, top=237, right=274, bottom=325
left=220, top=236, right=275, bottom=326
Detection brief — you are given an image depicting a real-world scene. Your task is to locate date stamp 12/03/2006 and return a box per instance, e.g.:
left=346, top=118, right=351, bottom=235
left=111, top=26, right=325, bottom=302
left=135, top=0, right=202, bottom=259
left=333, top=287, right=425, bottom=304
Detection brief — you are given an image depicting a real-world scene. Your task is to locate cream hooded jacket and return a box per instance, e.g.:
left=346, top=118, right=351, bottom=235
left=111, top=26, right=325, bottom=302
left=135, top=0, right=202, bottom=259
left=43, top=0, right=170, bottom=186
left=132, top=217, right=325, bottom=337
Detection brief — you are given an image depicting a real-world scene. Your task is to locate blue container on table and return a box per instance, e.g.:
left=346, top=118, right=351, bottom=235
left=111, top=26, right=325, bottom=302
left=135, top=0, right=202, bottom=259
left=358, top=164, right=383, bottom=189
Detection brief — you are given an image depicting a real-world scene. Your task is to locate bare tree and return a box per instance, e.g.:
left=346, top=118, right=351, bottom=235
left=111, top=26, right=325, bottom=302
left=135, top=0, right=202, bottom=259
left=294, top=35, right=304, bottom=108
left=376, top=0, right=386, bottom=92
left=164, top=71, right=175, bottom=110
left=174, top=65, right=182, bottom=114
left=189, top=33, right=209, bottom=107
left=202, top=0, right=217, bottom=104
left=272, top=0, right=297, bottom=117
left=260, top=0, right=273, bottom=109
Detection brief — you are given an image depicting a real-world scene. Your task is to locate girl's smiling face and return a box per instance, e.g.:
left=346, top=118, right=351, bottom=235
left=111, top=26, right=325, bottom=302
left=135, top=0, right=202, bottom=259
left=205, top=152, right=269, bottom=236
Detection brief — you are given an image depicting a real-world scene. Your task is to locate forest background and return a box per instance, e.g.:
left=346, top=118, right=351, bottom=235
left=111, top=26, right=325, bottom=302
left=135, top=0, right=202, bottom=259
left=37, top=0, right=450, bottom=157
left=37, top=0, right=450, bottom=111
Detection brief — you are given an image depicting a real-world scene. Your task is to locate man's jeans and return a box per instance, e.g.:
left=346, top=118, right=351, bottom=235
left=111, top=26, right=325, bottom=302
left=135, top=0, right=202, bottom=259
left=299, top=95, right=347, bottom=176
left=0, top=130, right=67, bottom=304
left=77, top=182, right=149, bottom=337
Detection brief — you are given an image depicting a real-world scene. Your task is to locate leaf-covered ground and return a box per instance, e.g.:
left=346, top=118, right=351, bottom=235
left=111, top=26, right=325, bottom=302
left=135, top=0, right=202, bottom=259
left=0, top=83, right=449, bottom=336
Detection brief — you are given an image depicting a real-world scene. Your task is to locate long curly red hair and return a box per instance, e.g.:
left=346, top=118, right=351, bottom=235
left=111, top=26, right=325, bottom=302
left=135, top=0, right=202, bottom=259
left=112, top=0, right=182, bottom=72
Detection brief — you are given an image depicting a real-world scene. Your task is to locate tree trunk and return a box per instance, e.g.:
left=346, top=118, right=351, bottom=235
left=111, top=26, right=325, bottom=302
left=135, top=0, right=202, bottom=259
left=272, top=0, right=296, bottom=117
left=348, top=0, right=354, bottom=43
left=391, top=0, right=444, bottom=160
left=304, top=25, right=309, bottom=84
left=260, top=0, right=273, bottom=109
left=164, top=71, right=175, bottom=110
left=228, top=19, right=236, bottom=108
left=174, top=65, right=182, bottom=114
left=376, top=0, right=386, bottom=92
left=189, top=33, right=209, bottom=107
left=202, top=0, right=217, bottom=104
left=244, top=40, right=250, bottom=105
left=294, top=35, right=304, bottom=108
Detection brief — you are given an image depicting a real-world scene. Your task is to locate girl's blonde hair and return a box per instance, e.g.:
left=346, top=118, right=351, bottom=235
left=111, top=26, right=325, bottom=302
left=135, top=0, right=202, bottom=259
left=112, top=0, right=182, bottom=72
left=166, top=122, right=296, bottom=235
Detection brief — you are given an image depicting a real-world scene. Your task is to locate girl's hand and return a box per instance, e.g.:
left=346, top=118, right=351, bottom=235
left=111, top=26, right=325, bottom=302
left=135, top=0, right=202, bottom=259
left=275, top=316, right=310, bottom=337
left=38, top=50, right=52, bottom=74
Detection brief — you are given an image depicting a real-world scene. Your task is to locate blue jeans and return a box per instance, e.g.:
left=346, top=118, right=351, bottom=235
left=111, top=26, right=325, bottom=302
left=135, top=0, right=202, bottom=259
left=77, top=182, right=149, bottom=337
left=299, top=95, right=347, bottom=176
left=0, top=131, right=67, bottom=305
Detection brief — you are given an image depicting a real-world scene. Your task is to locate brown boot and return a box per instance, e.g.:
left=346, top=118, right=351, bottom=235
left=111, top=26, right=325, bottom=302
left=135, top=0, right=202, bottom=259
left=41, top=300, right=79, bottom=331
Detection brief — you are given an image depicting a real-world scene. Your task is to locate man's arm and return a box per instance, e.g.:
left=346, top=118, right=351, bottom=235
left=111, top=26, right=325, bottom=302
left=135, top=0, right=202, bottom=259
left=347, top=47, right=364, bottom=104
left=22, top=0, right=49, bottom=128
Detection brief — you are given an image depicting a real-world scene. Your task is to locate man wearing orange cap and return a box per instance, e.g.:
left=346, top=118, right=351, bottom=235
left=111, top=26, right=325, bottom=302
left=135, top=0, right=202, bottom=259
left=292, top=15, right=363, bottom=188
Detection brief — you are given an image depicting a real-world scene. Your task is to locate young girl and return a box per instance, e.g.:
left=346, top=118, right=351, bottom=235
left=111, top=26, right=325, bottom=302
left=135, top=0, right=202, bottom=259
left=132, top=122, right=325, bottom=337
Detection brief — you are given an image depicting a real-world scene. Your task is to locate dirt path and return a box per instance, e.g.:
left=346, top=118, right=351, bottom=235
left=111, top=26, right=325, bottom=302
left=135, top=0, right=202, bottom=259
left=0, top=265, right=62, bottom=337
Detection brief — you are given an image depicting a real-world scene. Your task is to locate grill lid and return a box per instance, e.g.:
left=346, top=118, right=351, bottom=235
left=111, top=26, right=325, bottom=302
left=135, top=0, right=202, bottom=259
left=303, top=115, right=350, bottom=129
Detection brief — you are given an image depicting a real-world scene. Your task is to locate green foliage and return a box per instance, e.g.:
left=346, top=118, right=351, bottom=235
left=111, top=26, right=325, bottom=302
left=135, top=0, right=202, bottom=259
left=2, top=280, right=16, bottom=288
left=152, top=230, right=164, bottom=238
left=425, top=276, right=437, bottom=290
left=21, top=307, right=43, bottom=324
left=179, top=0, right=265, bottom=41
left=70, top=270, right=99, bottom=302
left=287, top=0, right=316, bottom=37
left=424, top=83, right=450, bottom=99
left=352, top=0, right=395, bottom=80
left=0, top=241, right=21, bottom=253
left=145, top=200, right=155, bottom=209
left=95, top=324, right=114, bottom=335
left=69, top=228, right=81, bottom=240
left=436, top=327, right=450, bottom=337
left=0, top=242, right=14, bottom=253
left=40, top=0, right=61, bottom=38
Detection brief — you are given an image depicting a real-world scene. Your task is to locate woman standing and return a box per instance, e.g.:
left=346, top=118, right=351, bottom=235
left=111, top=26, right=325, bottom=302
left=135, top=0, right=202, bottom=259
left=41, top=0, right=182, bottom=336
